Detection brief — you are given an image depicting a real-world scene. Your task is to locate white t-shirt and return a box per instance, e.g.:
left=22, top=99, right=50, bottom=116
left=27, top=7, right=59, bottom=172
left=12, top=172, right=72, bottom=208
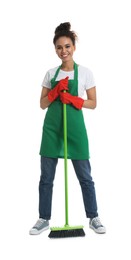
left=41, top=65, right=95, bottom=98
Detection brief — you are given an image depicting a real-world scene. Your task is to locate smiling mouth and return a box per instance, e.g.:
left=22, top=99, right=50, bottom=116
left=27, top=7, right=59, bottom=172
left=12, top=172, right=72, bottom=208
left=61, top=54, right=68, bottom=58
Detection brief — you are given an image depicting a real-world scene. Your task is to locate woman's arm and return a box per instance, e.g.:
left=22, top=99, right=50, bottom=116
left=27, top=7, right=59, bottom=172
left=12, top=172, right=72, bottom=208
left=40, top=87, right=51, bottom=109
left=83, top=87, right=97, bottom=109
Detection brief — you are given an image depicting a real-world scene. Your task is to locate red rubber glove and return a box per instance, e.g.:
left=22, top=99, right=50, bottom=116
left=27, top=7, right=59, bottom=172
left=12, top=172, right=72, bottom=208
left=48, top=77, right=69, bottom=102
left=60, top=92, right=84, bottom=110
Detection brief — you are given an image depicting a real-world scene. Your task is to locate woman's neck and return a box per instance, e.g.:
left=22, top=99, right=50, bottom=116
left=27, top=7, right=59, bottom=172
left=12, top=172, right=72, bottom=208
left=61, top=60, right=74, bottom=71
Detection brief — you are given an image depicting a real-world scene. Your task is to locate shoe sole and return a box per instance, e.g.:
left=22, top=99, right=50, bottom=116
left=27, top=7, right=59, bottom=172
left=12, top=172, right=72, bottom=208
left=29, top=225, right=49, bottom=235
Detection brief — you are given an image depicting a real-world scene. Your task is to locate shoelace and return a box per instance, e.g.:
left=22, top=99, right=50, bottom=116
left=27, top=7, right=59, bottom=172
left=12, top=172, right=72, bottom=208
left=34, top=219, right=45, bottom=228
left=92, top=217, right=103, bottom=227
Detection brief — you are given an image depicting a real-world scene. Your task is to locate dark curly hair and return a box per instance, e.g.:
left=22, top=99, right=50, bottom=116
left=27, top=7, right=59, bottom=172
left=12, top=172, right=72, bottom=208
left=53, top=22, right=77, bottom=46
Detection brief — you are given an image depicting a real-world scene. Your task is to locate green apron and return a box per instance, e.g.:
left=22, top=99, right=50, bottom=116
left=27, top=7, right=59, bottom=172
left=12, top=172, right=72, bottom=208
left=40, top=62, right=90, bottom=160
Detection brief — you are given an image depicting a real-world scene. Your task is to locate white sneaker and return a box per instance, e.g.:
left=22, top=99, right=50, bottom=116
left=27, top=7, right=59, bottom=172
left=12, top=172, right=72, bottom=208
left=89, top=217, right=106, bottom=234
left=29, top=219, right=49, bottom=235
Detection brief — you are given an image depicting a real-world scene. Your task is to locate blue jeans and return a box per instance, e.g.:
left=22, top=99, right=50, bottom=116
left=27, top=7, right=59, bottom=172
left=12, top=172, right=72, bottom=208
left=39, top=157, right=98, bottom=220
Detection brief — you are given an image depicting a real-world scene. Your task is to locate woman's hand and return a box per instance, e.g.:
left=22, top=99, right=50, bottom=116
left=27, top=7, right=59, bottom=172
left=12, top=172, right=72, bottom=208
left=48, top=77, right=69, bottom=102
left=60, top=86, right=97, bottom=110
left=60, top=92, right=84, bottom=110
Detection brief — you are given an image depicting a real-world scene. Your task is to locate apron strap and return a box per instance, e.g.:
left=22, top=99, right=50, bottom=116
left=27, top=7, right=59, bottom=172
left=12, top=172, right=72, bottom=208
left=51, top=61, right=78, bottom=83
left=73, top=62, right=78, bottom=84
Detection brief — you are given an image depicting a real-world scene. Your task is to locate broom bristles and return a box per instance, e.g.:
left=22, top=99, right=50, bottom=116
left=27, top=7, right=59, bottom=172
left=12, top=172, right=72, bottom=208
left=48, top=228, right=85, bottom=238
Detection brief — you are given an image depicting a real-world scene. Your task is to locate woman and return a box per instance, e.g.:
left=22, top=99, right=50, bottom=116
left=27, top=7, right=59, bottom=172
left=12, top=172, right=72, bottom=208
left=29, top=22, right=106, bottom=235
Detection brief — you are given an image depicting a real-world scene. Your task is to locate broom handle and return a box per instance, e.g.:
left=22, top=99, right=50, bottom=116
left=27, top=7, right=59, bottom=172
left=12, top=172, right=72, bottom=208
left=63, top=97, right=69, bottom=226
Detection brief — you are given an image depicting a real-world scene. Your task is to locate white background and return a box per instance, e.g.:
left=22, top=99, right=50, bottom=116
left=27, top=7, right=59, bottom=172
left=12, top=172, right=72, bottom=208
left=0, top=0, right=131, bottom=259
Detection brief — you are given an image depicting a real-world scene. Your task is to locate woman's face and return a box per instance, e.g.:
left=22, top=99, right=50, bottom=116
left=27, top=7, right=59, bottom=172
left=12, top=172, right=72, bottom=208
left=55, top=36, right=76, bottom=62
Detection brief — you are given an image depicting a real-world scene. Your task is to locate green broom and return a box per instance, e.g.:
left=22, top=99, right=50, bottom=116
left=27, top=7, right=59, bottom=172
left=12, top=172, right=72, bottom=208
left=48, top=92, right=85, bottom=238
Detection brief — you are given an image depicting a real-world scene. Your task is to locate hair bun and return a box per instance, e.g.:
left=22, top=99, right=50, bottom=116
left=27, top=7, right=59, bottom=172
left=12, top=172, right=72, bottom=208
left=53, top=22, right=77, bottom=45
left=55, top=22, right=71, bottom=34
